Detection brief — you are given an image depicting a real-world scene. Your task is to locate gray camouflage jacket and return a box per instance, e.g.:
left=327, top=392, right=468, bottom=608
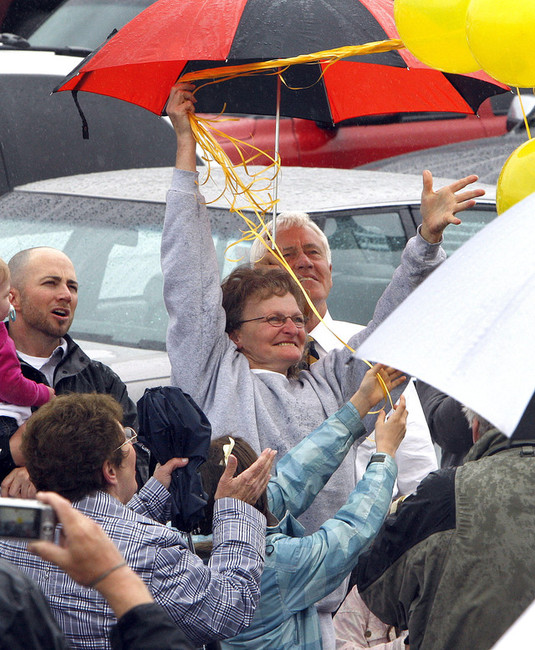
left=357, top=429, right=535, bottom=650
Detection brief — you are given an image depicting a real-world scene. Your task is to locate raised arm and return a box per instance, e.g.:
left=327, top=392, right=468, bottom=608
left=268, top=365, right=405, bottom=519
left=161, top=83, right=237, bottom=403
left=166, top=82, right=197, bottom=172
left=324, top=171, right=485, bottom=415
left=268, top=399, right=406, bottom=614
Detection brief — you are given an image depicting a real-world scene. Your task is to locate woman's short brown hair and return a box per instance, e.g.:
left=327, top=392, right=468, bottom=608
left=221, top=265, right=307, bottom=334
left=22, top=393, right=126, bottom=501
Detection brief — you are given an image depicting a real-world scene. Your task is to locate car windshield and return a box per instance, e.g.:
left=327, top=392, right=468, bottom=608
left=0, top=188, right=497, bottom=352
left=27, top=0, right=154, bottom=51
left=0, top=190, right=247, bottom=351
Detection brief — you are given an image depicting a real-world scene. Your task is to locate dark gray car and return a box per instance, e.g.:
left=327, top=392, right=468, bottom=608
left=0, top=46, right=181, bottom=195
left=359, top=111, right=535, bottom=185
left=0, top=68, right=177, bottom=194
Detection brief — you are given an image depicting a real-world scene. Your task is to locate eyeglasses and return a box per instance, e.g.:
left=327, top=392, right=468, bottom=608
left=237, top=313, right=307, bottom=329
left=115, top=426, right=138, bottom=451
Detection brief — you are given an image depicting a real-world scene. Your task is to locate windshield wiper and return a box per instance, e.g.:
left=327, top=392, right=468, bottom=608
left=0, top=34, right=91, bottom=56
left=0, top=33, right=31, bottom=48
left=47, top=45, right=92, bottom=56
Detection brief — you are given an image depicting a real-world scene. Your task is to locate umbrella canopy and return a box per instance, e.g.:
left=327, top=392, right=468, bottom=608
left=493, top=599, right=535, bottom=649
left=55, top=0, right=507, bottom=124
left=354, top=192, right=535, bottom=437
left=137, top=386, right=211, bottom=532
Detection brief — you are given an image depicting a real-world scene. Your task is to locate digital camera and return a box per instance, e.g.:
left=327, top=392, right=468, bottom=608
left=0, top=497, right=57, bottom=541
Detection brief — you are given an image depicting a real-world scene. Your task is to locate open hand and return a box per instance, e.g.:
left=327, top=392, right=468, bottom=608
left=215, top=447, right=277, bottom=505
left=350, top=364, right=406, bottom=418
left=420, top=170, right=485, bottom=243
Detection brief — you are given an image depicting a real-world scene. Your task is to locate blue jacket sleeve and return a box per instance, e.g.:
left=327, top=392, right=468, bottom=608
left=267, top=401, right=366, bottom=520
left=268, top=455, right=397, bottom=612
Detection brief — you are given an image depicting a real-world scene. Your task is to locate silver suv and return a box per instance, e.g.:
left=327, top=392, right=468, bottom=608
left=0, top=166, right=497, bottom=400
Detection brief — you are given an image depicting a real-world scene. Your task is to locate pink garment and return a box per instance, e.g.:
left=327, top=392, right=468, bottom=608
left=0, top=323, right=51, bottom=407
left=334, top=586, right=408, bottom=649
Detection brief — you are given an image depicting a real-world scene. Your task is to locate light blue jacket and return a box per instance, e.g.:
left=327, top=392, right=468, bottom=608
left=222, top=401, right=397, bottom=649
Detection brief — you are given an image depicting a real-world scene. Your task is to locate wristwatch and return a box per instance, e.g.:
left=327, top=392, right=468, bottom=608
left=367, top=452, right=387, bottom=468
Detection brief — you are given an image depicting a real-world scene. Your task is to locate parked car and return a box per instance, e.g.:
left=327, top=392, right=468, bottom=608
left=0, top=49, right=183, bottom=194
left=357, top=102, right=535, bottom=184
left=1, top=0, right=516, bottom=169
left=206, top=95, right=514, bottom=169
left=0, top=165, right=497, bottom=401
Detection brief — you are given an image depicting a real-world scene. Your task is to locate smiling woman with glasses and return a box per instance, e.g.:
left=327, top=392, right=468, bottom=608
left=220, top=266, right=309, bottom=376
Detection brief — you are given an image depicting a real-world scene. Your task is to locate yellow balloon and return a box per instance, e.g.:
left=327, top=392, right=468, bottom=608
left=496, top=139, right=535, bottom=215
left=394, top=0, right=480, bottom=73
left=467, top=0, right=535, bottom=87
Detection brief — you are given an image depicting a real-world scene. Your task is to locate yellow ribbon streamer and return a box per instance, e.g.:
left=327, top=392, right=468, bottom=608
left=181, top=39, right=404, bottom=86
left=516, top=87, right=532, bottom=140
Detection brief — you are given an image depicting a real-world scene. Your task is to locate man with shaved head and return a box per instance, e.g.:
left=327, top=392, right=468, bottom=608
left=0, top=246, right=143, bottom=494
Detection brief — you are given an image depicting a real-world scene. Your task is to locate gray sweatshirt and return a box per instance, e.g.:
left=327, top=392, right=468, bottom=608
left=162, top=168, right=445, bottom=529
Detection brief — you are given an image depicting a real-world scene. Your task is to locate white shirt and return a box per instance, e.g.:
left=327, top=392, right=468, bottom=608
left=310, top=313, right=438, bottom=497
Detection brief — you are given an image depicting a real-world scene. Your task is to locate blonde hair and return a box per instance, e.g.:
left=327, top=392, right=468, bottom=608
left=0, top=258, right=9, bottom=285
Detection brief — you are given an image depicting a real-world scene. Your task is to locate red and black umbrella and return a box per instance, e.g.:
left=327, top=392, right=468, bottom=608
left=55, top=0, right=507, bottom=125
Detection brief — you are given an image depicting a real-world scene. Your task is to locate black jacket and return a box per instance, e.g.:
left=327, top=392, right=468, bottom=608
left=415, top=380, right=472, bottom=467
left=0, top=558, right=68, bottom=649
left=0, top=334, right=148, bottom=484
left=19, top=333, right=137, bottom=425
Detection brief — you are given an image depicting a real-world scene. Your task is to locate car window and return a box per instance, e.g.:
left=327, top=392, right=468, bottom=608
left=413, top=205, right=498, bottom=257
left=441, top=207, right=498, bottom=257
left=323, top=211, right=407, bottom=325
left=28, top=0, right=154, bottom=50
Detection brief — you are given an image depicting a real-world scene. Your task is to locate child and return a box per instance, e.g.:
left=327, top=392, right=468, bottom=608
left=0, top=258, right=55, bottom=423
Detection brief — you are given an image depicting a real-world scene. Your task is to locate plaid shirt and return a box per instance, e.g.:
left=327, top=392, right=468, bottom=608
left=222, top=402, right=397, bottom=650
left=0, top=478, right=265, bottom=649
